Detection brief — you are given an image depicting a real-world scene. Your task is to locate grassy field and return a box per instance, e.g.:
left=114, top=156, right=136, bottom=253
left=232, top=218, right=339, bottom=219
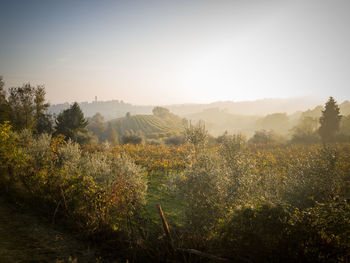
left=143, top=174, right=185, bottom=227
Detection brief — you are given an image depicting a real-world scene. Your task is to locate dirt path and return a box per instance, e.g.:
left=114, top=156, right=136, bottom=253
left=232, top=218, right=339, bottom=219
left=0, top=198, right=99, bottom=262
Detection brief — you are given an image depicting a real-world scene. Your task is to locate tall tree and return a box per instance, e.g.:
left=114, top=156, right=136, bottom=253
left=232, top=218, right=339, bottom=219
left=55, top=102, right=88, bottom=141
left=7, top=83, right=51, bottom=133
left=8, top=83, right=36, bottom=130
left=318, top=97, right=342, bottom=142
left=34, top=86, right=52, bottom=134
left=34, top=86, right=49, bottom=117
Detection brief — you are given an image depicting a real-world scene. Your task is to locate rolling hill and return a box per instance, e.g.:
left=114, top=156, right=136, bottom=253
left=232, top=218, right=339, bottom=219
left=109, top=107, right=184, bottom=138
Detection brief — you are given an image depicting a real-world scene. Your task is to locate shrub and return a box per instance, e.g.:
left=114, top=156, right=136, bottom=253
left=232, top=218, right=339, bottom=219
left=219, top=199, right=350, bottom=262
left=249, top=129, right=286, bottom=145
left=0, top=122, right=28, bottom=193
left=283, top=146, right=341, bottom=209
left=164, top=134, right=185, bottom=146
left=184, top=121, right=207, bottom=150
left=219, top=203, right=295, bottom=262
left=173, top=152, right=231, bottom=236
left=0, top=126, right=148, bottom=235
left=122, top=133, right=143, bottom=145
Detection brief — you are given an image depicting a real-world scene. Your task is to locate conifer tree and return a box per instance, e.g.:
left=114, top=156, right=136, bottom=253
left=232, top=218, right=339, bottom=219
left=55, top=102, right=88, bottom=141
left=318, top=97, right=342, bottom=142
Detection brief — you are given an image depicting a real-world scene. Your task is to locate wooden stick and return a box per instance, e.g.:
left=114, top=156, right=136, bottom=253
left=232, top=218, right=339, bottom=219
left=157, top=203, right=174, bottom=251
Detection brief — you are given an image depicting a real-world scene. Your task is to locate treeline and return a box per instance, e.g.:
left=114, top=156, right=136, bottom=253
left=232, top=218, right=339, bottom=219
left=249, top=97, right=349, bottom=144
left=0, top=77, right=183, bottom=145
left=187, top=99, right=350, bottom=141
left=3, top=76, right=348, bottom=146
left=0, top=77, right=52, bottom=133
left=0, top=77, right=119, bottom=145
left=85, top=96, right=350, bottom=147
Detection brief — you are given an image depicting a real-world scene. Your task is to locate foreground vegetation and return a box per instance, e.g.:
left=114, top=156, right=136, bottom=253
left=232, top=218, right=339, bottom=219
left=1, top=121, right=350, bottom=262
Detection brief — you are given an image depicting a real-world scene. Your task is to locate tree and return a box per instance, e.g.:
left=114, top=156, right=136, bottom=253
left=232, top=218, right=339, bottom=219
left=318, top=97, right=342, bottom=143
left=8, top=83, right=36, bottom=130
left=152, top=106, right=170, bottom=118
left=339, top=115, right=350, bottom=142
left=7, top=83, right=51, bottom=132
left=291, top=117, right=320, bottom=143
left=36, top=113, right=53, bottom=134
left=106, top=123, right=119, bottom=145
left=259, top=113, right=290, bottom=134
left=34, top=86, right=49, bottom=118
left=34, top=86, right=52, bottom=134
left=0, top=76, right=11, bottom=123
left=55, top=102, right=88, bottom=142
left=86, top=113, right=106, bottom=142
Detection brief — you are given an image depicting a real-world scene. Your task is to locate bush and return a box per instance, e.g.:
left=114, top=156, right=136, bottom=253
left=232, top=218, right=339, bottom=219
left=122, top=133, right=143, bottom=145
left=146, top=138, right=163, bottom=145
left=173, top=152, right=232, bottom=236
left=219, top=200, right=350, bottom=262
left=184, top=121, right=207, bottom=150
left=164, top=134, right=185, bottom=146
left=0, top=125, right=148, bottom=235
left=283, top=146, right=341, bottom=209
left=219, top=203, right=296, bottom=262
left=249, top=129, right=286, bottom=145
left=0, top=122, right=28, bottom=193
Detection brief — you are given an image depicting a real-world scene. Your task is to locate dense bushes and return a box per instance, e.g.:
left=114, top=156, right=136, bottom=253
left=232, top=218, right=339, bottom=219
left=1, top=120, right=350, bottom=262
left=173, top=152, right=232, bottom=236
left=169, top=133, right=350, bottom=261
left=0, top=122, right=147, bottom=235
left=220, top=200, right=350, bottom=262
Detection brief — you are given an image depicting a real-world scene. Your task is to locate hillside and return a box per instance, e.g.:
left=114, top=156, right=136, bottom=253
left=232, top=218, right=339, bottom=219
left=169, top=97, right=323, bottom=116
left=185, top=100, right=350, bottom=137
left=49, top=97, right=325, bottom=119
left=109, top=107, right=184, bottom=138
left=185, top=108, right=260, bottom=136
left=298, top=101, right=350, bottom=119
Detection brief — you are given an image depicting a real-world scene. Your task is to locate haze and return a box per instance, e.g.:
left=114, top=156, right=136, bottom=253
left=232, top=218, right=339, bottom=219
left=0, top=0, right=349, bottom=105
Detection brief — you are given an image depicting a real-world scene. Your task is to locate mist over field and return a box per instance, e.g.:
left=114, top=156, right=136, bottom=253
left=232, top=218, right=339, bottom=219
left=1, top=1, right=350, bottom=262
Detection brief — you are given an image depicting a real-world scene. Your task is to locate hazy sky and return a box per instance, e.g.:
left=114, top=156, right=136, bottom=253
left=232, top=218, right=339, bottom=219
left=0, top=0, right=349, bottom=105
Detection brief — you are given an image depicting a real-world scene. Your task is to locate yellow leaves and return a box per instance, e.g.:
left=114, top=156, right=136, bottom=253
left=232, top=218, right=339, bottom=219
left=112, top=144, right=193, bottom=174
left=51, top=134, right=66, bottom=153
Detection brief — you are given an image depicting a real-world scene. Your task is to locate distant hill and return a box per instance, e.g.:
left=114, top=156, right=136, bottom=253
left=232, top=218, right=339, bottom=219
left=49, top=98, right=349, bottom=138
left=49, top=100, right=154, bottom=120
left=109, top=107, right=184, bottom=138
left=185, top=100, right=350, bottom=137
left=167, top=97, right=324, bottom=116
left=185, top=108, right=260, bottom=136
left=49, top=97, right=327, bottom=119
left=297, top=100, right=350, bottom=119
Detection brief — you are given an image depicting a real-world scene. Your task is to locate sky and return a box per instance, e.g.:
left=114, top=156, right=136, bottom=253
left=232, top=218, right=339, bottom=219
left=0, top=0, right=350, bottom=105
